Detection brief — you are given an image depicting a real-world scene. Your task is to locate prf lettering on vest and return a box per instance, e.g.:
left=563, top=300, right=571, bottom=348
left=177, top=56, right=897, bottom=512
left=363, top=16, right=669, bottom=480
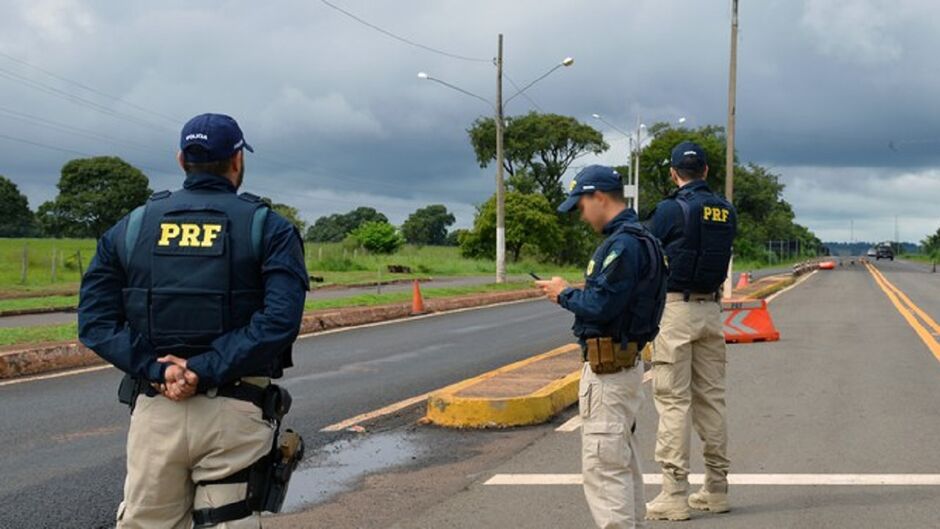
left=158, top=223, right=223, bottom=247
left=703, top=206, right=730, bottom=223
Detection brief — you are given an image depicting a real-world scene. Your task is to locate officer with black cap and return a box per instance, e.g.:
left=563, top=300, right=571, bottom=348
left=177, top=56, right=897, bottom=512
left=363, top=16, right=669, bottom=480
left=536, top=165, right=667, bottom=529
left=78, top=113, right=310, bottom=528
left=643, top=142, right=737, bottom=521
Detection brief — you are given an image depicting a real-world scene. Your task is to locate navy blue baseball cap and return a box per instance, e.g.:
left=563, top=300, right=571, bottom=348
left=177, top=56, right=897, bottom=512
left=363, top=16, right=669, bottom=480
left=180, top=113, right=253, bottom=163
left=670, top=141, right=707, bottom=171
left=557, top=165, right=623, bottom=213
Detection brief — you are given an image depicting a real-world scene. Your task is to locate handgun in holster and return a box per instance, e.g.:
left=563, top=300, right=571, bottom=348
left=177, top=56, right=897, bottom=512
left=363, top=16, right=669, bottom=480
left=191, top=385, right=305, bottom=528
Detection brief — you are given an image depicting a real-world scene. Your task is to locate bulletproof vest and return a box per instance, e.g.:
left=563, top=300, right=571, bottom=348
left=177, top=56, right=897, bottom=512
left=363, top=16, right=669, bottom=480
left=668, top=185, right=737, bottom=294
left=116, top=187, right=270, bottom=359
left=576, top=221, right=668, bottom=347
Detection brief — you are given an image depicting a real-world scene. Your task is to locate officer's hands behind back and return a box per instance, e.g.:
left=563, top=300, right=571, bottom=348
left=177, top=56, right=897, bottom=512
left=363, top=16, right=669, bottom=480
left=156, top=355, right=199, bottom=401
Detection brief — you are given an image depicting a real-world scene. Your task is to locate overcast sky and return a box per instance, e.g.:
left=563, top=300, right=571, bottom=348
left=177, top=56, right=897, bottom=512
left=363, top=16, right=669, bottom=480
left=0, top=0, right=937, bottom=243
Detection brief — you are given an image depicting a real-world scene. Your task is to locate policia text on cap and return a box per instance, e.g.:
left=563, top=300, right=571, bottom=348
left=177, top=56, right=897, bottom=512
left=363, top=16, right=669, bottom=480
left=78, top=113, right=310, bottom=528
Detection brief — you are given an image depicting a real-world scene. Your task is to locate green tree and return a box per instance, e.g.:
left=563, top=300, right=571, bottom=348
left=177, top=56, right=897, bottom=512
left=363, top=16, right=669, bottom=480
left=352, top=220, right=403, bottom=254
left=261, top=197, right=306, bottom=233
left=622, top=123, right=820, bottom=262
left=401, top=204, right=456, bottom=246
left=469, top=112, right=608, bottom=207
left=37, top=156, right=151, bottom=238
left=616, top=123, right=728, bottom=219
left=306, top=207, right=388, bottom=242
left=0, top=176, right=35, bottom=236
left=460, top=191, right=562, bottom=262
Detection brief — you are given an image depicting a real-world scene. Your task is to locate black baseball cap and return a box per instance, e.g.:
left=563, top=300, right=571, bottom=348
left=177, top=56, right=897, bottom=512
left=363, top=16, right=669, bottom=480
left=180, top=113, right=253, bottom=163
left=670, top=141, right=707, bottom=171
left=557, top=165, right=623, bottom=213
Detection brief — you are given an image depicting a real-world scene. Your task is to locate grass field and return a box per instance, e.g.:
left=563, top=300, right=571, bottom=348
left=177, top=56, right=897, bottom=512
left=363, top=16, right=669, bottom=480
left=0, top=238, right=580, bottom=296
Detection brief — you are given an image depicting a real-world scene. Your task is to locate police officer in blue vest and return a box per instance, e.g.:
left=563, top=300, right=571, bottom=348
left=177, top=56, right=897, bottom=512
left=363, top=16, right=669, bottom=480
left=537, top=165, right=667, bottom=528
left=78, top=113, right=309, bottom=528
left=643, top=142, right=737, bottom=521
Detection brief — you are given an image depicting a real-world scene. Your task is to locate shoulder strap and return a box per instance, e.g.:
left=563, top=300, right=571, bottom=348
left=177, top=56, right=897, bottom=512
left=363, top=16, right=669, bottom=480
left=615, top=223, right=663, bottom=281
left=251, top=206, right=269, bottom=261
left=119, top=205, right=146, bottom=271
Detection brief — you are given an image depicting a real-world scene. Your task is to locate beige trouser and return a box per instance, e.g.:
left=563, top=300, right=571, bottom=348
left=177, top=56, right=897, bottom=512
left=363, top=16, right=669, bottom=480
left=580, top=361, right=647, bottom=529
left=117, top=390, right=275, bottom=529
left=651, top=299, right=729, bottom=493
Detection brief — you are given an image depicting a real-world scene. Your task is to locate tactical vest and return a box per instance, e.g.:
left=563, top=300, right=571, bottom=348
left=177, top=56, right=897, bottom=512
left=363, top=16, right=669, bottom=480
left=577, top=221, right=668, bottom=347
left=115, top=187, right=272, bottom=359
left=668, top=185, right=737, bottom=294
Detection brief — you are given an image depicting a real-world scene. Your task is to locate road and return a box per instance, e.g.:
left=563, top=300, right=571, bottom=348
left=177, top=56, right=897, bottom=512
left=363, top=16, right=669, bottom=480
left=0, top=298, right=572, bottom=528
left=4, top=259, right=934, bottom=528
left=350, top=258, right=939, bottom=529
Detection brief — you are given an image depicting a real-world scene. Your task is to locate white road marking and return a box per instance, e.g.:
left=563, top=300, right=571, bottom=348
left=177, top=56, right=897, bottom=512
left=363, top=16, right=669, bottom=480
left=0, top=364, right=112, bottom=387
left=766, top=270, right=817, bottom=304
left=555, top=370, right=652, bottom=432
left=485, top=473, right=940, bottom=486
left=320, top=392, right=431, bottom=432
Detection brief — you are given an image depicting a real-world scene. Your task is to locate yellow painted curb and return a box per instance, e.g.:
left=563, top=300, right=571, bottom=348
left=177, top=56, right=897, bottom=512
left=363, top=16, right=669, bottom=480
left=426, top=344, right=582, bottom=428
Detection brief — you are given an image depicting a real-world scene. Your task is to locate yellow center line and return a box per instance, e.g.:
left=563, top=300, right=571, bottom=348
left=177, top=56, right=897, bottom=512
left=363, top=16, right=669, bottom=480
left=867, top=264, right=940, bottom=336
left=865, top=262, right=940, bottom=363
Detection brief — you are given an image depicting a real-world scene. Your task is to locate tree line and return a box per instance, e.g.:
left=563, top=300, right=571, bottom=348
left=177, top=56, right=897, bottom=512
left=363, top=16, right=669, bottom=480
left=0, top=156, right=458, bottom=256
left=459, top=111, right=824, bottom=265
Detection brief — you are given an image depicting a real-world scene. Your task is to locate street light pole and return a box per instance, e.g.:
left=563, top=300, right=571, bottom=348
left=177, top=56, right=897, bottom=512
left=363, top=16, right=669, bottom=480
left=418, top=42, right=572, bottom=284
left=495, top=33, right=506, bottom=284
left=724, top=0, right=739, bottom=299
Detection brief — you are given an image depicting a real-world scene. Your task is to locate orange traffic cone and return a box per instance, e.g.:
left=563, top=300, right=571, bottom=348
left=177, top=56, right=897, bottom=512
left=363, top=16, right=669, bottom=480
left=411, top=279, right=425, bottom=315
left=735, top=272, right=751, bottom=290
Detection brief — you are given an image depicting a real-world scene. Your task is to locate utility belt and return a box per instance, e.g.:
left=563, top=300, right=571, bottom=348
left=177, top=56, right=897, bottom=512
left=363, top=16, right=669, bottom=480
left=667, top=291, right=720, bottom=303
left=582, top=338, right=640, bottom=375
left=116, top=374, right=304, bottom=526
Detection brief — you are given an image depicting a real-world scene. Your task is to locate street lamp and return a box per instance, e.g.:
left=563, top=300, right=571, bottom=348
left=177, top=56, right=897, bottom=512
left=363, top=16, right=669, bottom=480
left=418, top=37, right=573, bottom=283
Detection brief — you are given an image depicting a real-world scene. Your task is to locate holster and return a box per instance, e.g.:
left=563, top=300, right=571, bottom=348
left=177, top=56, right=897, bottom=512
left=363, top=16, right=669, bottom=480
left=585, top=338, right=639, bottom=375
left=117, top=373, right=147, bottom=414
left=191, top=386, right=304, bottom=528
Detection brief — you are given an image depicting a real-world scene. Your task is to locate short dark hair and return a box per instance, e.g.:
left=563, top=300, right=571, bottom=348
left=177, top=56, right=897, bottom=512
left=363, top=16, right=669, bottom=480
left=181, top=146, right=234, bottom=177
left=675, top=166, right=706, bottom=180
left=600, top=189, right=626, bottom=203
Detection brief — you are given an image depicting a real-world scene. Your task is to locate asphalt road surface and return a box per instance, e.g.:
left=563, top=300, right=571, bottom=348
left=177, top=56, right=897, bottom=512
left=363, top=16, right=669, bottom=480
left=0, top=298, right=572, bottom=528
left=372, top=259, right=940, bottom=529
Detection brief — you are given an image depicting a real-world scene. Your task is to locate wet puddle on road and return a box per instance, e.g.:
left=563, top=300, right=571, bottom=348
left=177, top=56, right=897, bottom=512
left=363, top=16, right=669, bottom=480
left=282, top=430, right=425, bottom=512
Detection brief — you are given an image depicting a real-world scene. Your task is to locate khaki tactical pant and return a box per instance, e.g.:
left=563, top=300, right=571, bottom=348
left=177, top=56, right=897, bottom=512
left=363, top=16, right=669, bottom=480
left=580, top=361, right=647, bottom=529
left=117, top=391, right=275, bottom=528
left=651, top=299, right=730, bottom=493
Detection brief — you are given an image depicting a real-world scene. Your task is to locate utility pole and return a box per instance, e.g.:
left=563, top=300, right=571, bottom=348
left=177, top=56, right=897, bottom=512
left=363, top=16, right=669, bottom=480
left=495, top=33, right=506, bottom=283
left=723, top=0, right=739, bottom=299
left=894, top=215, right=900, bottom=254
left=634, top=116, right=642, bottom=214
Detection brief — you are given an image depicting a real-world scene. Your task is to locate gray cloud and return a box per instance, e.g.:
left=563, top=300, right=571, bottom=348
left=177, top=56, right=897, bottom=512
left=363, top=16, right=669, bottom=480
left=0, top=0, right=938, bottom=240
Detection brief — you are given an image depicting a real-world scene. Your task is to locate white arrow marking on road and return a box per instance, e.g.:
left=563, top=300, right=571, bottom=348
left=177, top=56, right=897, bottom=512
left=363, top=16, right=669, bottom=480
left=485, top=474, right=940, bottom=486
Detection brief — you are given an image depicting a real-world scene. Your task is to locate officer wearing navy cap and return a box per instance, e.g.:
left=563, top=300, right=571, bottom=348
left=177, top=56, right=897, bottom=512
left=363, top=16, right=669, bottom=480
left=78, top=113, right=309, bottom=528
left=537, top=164, right=667, bottom=529
left=643, top=142, right=737, bottom=521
